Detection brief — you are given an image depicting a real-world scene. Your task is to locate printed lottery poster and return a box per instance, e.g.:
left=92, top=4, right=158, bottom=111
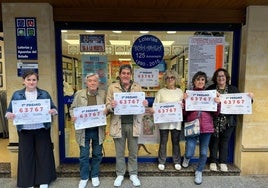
left=113, top=92, right=145, bottom=115
left=220, top=93, right=252, bottom=114
left=73, top=104, right=106, bottom=130
left=138, top=113, right=160, bottom=144
left=153, top=102, right=183, bottom=123
left=12, top=99, right=51, bottom=125
left=185, top=90, right=217, bottom=111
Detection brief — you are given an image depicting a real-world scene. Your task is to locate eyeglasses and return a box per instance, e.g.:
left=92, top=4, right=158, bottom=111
left=217, top=75, right=225, bottom=78
left=165, top=76, right=175, bottom=80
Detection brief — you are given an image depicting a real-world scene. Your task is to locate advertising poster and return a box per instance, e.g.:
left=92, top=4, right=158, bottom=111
left=134, top=68, right=159, bottom=87
left=81, top=55, right=107, bottom=90
left=188, top=36, right=225, bottom=88
left=138, top=113, right=160, bottom=144
left=132, top=35, right=164, bottom=68
left=80, top=34, right=105, bottom=52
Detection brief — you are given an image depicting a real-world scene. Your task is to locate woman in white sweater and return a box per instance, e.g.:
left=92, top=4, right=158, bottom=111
left=153, top=69, right=183, bottom=171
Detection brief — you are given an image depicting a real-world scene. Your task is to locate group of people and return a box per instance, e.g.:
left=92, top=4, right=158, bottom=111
left=5, top=65, right=253, bottom=188
left=152, top=68, right=253, bottom=185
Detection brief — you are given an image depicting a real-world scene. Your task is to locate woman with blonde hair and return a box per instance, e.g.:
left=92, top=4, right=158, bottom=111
left=153, top=69, right=184, bottom=171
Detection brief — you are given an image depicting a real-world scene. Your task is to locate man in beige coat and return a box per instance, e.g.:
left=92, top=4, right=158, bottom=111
left=106, top=64, right=147, bottom=187
left=70, top=73, right=108, bottom=188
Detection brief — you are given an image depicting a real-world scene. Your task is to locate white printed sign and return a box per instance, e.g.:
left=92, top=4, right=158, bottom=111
left=12, top=99, right=51, bottom=125
left=153, top=102, right=183, bottom=123
left=220, top=93, right=252, bottom=114
left=114, top=92, right=145, bottom=115
left=185, top=90, right=217, bottom=111
left=73, top=104, right=106, bottom=130
left=134, top=69, right=159, bottom=87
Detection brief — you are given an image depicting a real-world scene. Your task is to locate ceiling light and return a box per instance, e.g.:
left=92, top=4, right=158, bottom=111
left=65, top=39, right=79, bottom=45
left=109, top=40, right=130, bottom=45
left=161, top=41, right=175, bottom=46
left=140, top=31, right=149, bottom=34
left=119, top=58, right=131, bottom=61
left=112, top=31, right=122, bottom=33
left=167, top=31, right=176, bottom=34
left=85, top=30, right=95, bottom=33
left=61, top=30, right=67, bottom=33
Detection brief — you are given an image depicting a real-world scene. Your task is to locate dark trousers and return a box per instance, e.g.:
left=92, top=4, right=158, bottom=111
left=17, top=128, right=56, bottom=187
left=158, top=129, right=181, bottom=164
left=79, top=128, right=103, bottom=180
left=209, top=126, right=235, bottom=164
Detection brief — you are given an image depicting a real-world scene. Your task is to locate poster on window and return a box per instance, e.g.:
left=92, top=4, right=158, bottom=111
left=81, top=55, right=108, bottom=90
left=80, top=34, right=105, bottom=52
left=188, top=36, right=225, bottom=89
left=138, top=113, right=160, bottom=144
left=134, top=68, right=159, bottom=87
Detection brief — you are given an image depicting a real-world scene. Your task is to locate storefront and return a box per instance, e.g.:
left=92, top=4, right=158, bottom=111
left=2, top=3, right=268, bottom=176
left=55, top=22, right=241, bottom=163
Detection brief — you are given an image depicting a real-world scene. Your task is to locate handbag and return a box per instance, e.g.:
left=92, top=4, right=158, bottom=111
left=184, top=111, right=201, bottom=138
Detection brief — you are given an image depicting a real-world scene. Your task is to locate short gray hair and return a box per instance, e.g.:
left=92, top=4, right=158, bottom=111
left=84, top=73, right=99, bottom=82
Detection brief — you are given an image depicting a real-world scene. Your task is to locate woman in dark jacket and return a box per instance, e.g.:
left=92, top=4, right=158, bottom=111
left=6, top=70, right=57, bottom=188
left=182, top=71, right=220, bottom=185
left=207, top=68, right=253, bottom=172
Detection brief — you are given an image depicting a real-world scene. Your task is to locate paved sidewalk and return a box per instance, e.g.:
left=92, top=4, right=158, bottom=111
left=1, top=175, right=268, bottom=188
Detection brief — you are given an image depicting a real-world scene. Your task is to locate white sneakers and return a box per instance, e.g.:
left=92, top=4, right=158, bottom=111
left=40, top=184, right=48, bottom=188
left=92, top=177, right=100, bottom=187
left=194, top=171, right=202, bottom=185
left=114, top=175, right=141, bottom=187
left=174, top=164, right=182, bottom=170
left=78, top=179, right=88, bottom=188
left=210, top=163, right=228, bottom=172
left=114, top=175, right=124, bottom=187
left=210, top=163, right=218, bottom=171
left=158, top=164, right=165, bottom=171
left=159, top=163, right=181, bottom=171
left=220, top=163, right=228, bottom=172
left=130, top=175, right=141, bottom=187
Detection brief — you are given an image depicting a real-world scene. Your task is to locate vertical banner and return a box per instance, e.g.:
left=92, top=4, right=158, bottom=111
left=188, top=36, right=225, bottom=88
left=15, top=17, right=38, bottom=60
left=216, top=44, right=224, bottom=69
left=81, top=55, right=108, bottom=90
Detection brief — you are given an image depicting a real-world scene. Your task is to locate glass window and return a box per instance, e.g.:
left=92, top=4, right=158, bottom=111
left=61, top=30, right=233, bottom=159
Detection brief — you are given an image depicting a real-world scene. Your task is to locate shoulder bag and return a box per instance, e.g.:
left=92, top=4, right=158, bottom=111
left=184, top=111, right=201, bottom=138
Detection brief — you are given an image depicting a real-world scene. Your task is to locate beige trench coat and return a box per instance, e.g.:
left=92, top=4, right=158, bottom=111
left=70, top=89, right=106, bottom=147
left=106, top=82, right=143, bottom=138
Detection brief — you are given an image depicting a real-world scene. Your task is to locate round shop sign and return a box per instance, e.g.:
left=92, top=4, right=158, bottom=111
left=131, top=35, right=164, bottom=68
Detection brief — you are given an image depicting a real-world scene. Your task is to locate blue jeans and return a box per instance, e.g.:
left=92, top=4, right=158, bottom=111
left=80, top=128, right=103, bottom=180
left=185, top=133, right=211, bottom=172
